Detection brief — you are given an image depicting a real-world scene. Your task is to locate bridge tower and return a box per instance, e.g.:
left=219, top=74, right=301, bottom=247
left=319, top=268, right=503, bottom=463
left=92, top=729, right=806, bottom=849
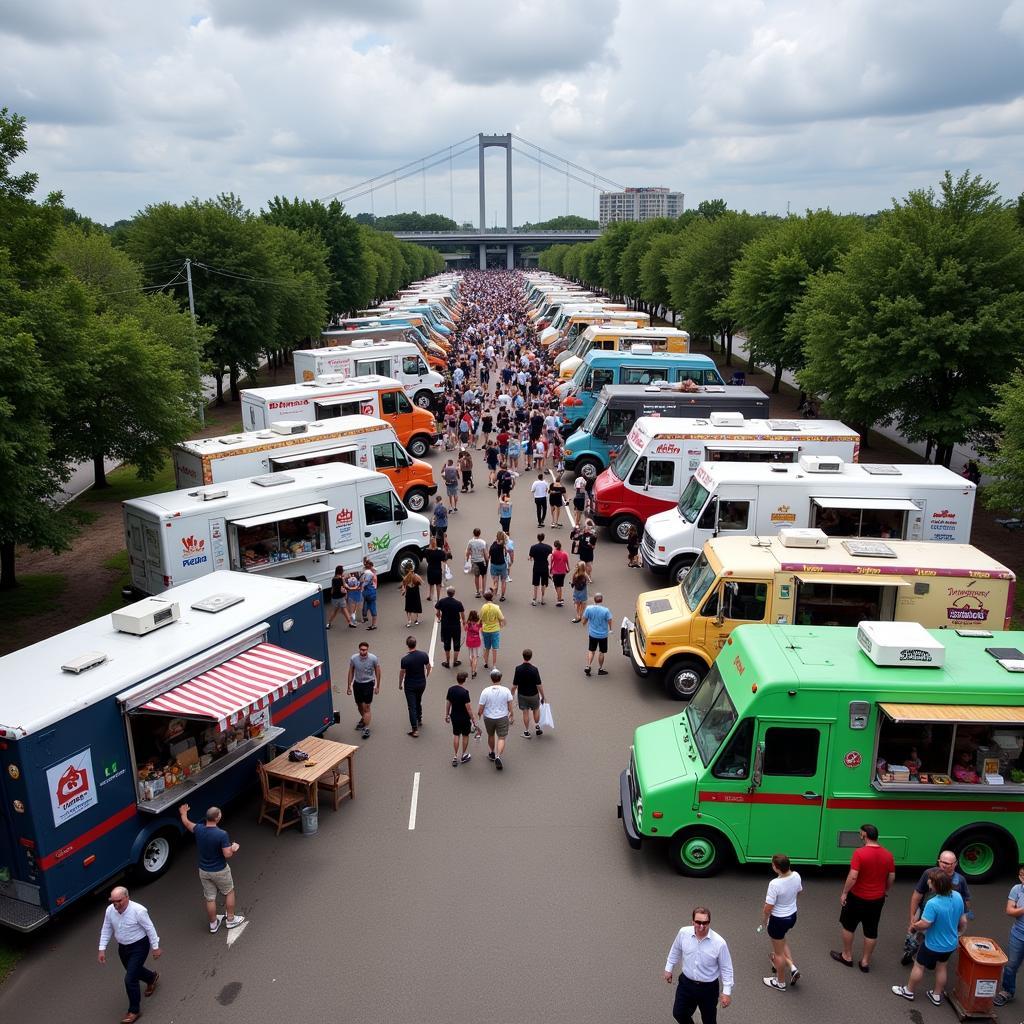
left=478, top=133, right=514, bottom=269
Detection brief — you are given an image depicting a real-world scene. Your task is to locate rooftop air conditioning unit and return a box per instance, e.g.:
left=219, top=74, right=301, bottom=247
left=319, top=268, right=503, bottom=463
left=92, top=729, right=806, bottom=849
left=799, top=454, right=844, bottom=474
left=312, top=375, right=346, bottom=387
left=111, top=598, right=181, bottom=636
left=857, top=621, right=945, bottom=668
left=630, top=343, right=653, bottom=355
left=271, top=421, right=308, bottom=436
left=709, top=411, right=745, bottom=428
left=778, top=528, right=829, bottom=549
left=351, top=339, right=374, bottom=348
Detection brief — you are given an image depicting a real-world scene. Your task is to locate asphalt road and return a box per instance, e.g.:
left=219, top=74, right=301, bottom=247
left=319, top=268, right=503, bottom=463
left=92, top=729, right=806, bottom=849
left=2, top=443, right=1019, bottom=1024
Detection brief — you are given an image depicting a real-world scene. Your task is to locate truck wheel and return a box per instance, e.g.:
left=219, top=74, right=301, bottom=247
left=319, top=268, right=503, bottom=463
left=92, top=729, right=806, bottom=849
left=134, top=830, right=177, bottom=882
left=669, top=555, right=696, bottom=585
left=577, top=457, right=603, bottom=483
left=407, top=435, right=430, bottom=458
left=949, top=828, right=1010, bottom=883
left=663, top=657, right=706, bottom=700
left=610, top=514, right=640, bottom=544
left=413, top=390, right=433, bottom=410
left=404, top=487, right=429, bottom=513
left=392, top=548, right=421, bottom=580
left=670, top=828, right=729, bottom=877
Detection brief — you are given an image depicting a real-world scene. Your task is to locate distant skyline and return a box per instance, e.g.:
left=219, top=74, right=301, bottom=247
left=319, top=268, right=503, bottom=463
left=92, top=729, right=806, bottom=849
left=4, top=0, right=1024, bottom=225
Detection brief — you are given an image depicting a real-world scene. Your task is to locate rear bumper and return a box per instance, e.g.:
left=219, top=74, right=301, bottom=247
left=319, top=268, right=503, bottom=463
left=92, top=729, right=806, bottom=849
left=618, top=770, right=642, bottom=849
left=0, top=892, right=51, bottom=933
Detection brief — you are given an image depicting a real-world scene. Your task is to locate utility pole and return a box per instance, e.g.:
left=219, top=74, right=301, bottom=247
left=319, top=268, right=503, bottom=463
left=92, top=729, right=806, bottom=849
left=185, top=258, right=205, bottom=427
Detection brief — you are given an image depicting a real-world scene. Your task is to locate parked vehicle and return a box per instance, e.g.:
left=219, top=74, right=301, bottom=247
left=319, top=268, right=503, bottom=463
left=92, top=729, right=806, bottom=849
left=557, top=325, right=691, bottom=377
left=240, top=375, right=439, bottom=457
left=0, top=571, right=333, bottom=931
left=542, top=309, right=648, bottom=354
left=593, top=415, right=860, bottom=541
left=318, top=322, right=446, bottom=369
left=619, top=622, right=1024, bottom=881
left=623, top=531, right=1015, bottom=698
left=642, top=458, right=976, bottom=584
left=172, top=415, right=437, bottom=513
left=124, top=462, right=428, bottom=595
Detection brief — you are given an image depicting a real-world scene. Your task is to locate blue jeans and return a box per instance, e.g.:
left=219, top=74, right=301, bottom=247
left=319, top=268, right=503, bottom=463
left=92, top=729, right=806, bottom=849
left=405, top=684, right=425, bottom=731
left=1002, top=932, right=1024, bottom=995
left=118, top=937, right=155, bottom=1013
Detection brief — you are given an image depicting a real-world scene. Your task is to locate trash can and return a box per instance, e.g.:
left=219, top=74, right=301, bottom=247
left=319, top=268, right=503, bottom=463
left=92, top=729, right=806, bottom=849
left=300, top=805, right=318, bottom=837
left=952, top=935, right=1007, bottom=1017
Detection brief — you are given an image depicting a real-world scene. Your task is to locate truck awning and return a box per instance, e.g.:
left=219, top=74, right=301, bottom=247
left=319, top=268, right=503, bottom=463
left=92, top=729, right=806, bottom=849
left=794, top=573, right=910, bottom=587
left=811, top=496, right=920, bottom=511
left=230, top=502, right=332, bottom=529
left=880, top=703, right=1024, bottom=725
left=270, top=445, right=357, bottom=467
left=136, top=642, right=323, bottom=730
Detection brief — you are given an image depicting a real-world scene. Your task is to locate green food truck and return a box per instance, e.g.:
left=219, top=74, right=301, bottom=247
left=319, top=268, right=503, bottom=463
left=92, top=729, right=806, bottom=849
left=618, top=621, right=1024, bottom=881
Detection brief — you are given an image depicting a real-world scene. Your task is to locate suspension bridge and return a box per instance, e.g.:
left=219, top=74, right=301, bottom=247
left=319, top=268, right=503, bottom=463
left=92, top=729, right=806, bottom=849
left=320, top=132, right=619, bottom=267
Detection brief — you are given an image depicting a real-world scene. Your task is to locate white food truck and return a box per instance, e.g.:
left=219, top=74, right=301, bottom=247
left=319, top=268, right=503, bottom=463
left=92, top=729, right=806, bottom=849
left=124, top=463, right=429, bottom=595
left=641, top=457, right=976, bottom=583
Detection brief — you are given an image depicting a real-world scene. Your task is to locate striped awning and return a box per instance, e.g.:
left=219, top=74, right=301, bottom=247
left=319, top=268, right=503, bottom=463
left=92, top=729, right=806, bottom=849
left=139, top=643, right=323, bottom=730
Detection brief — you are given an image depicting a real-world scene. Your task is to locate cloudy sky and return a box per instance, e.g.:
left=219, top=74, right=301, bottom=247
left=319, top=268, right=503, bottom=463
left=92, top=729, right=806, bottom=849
left=4, top=0, right=1024, bottom=226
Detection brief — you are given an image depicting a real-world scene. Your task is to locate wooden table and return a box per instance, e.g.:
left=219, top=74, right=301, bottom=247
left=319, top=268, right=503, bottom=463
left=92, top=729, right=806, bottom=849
left=263, top=736, right=358, bottom=811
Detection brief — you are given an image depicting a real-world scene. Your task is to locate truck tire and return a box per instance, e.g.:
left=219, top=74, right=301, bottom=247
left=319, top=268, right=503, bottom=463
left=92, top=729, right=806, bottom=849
left=407, top=435, right=430, bottom=458
left=404, top=487, right=429, bottom=513
left=609, top=514, right=640, bottom=544
left=133, top=829, right=177, bottom=883
left=392, top=547, right=421, bottom=581
left=663, top=657, right=706, bottom=700
left=669, top=555, right=696, bottom=585
left=670, top=828, right=730, bottom=877
left=413, top=390, right=434, bottom=410
left=576, top=457, right=603, bottom=483
left=947, top=827, right=1013, bottom=883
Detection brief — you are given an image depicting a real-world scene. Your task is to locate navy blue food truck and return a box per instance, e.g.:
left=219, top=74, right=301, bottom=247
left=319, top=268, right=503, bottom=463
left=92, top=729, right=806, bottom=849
left=0, top=572, right=334, bottom=931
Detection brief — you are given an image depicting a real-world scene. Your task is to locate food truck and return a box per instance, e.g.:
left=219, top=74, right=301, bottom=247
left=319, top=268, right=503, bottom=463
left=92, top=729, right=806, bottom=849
left=172, top=415, right=437, bottom=512
left=619, top=623, right=1024, bottom=882
left=240, top=375, right=440, bottom=457
left=642, top=458, right=977, bottom=584
left=556, top=325, right=692, bottom=378
left=593, top=415, right=860, bottom=541
left=622, top=531, right=1016, bottom=698
left=0, top=572, right=334, bottom=931
left=123, top=462, right=429, bottom=596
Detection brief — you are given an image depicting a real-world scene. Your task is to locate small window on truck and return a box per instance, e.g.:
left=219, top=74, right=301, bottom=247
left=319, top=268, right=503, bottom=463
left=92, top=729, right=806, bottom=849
left=363, top=492, right=393, bottom=525
left=712, top=718, right=754, bottom=779
left=763, top=727, right=820, bottom=777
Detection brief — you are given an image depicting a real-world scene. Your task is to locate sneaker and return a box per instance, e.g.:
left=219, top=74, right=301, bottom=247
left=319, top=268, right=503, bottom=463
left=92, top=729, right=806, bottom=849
left=495, top=756, right=503, bottom=770
left=224, top=915, right=246, bottom=929
left=361, top=728, right=371, bottom=739
left=461, top=753, right=472, bottom=763
left=598, top=669, right=609, bottom=675
left=452, top=757, right=459, bottom=767
left=993, top=993, right=1014, bottom=1007
left=531, top=600, right=537, bottom=607
left=523, top=730, right=532, bottom=738
left=789, top=967, right=800, bottom=986
left=926, top=991, right=942, bottom=1006
left=891, top=986, right=914, bottom=1001
left=763, top=977, right=786, bottom=991
left=584, top=667, right=592, bottom=676
left=210, top=915, right=224, bottom=934
left=556, top=601, right=563, bottom=607
left=487, top=751, right=496, bottom=761
left=354, top=720, right=365, bottom=730
left=535, top=726, right=543, bottom=736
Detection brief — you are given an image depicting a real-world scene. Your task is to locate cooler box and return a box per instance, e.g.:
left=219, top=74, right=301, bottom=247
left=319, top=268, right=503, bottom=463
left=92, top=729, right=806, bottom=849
left=953, top=936, right=1006, bottom=1016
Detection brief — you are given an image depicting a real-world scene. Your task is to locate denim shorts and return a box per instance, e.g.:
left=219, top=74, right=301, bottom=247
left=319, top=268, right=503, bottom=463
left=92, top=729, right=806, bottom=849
left=489, top=564, right=508, bottom=580
left=483, top=631, right=500, bottom=650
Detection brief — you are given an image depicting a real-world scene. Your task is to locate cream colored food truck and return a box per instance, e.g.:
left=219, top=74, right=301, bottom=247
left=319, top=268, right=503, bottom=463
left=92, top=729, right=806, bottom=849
left=623, top=531, right=1016, bottom=698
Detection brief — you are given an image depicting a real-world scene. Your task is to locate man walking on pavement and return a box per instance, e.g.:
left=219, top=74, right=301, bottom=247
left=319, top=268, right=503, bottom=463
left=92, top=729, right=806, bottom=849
left=399, top=634, right=431, bottom=738
left=435, top=585, right=466, bottom=668
left=583, top=592, right=613, bottom=676
left=466, top=527, right=489, bottom=599
left=832, top=822, right=895, bottom=971
left=97, top=886, right=163, bottom=1024
left=530, top=472, right=549, bottom=527
left=529, top=532, right=553, bottom=606
left=347, top=640, right=381, bottom=739
left=663, top=905, right=734, bottom=1024
left=477, top=668, right=514, bottom=770
left=511, top=648, right=546, bottom=738
left=178, top=804, right=244, bottom=934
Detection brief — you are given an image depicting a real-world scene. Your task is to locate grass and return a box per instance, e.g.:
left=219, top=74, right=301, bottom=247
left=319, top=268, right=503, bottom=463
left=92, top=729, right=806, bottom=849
left=0, top=941, right=20, bottom=985
left=93, top=551, right=132, bottom=618
left=0, top=573, right=67, bottom=619
left=81, top=459, right=176, bottom=505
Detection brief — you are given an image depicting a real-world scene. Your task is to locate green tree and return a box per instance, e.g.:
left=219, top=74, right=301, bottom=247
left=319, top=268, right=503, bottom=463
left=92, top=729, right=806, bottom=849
left=52, top=224, right=143, bottom=314
left=517, top=214, right=598, bottom=231
left=984, top=362, right=1024, bottom=512
left=639, top=232, right=685, bottom=321
left=618, top=219, right=678, bottom=312
left=696, top=199, right=728, bottom=220
left=370, top=211, right=459, bottom=231
left=797, top=172, right=1024, bottom=465
left=538, top=243, right=570, bottom=275
left=261, top=222, right=330, bottom=361
left=728, top=210, right=864, bottom=391
left=598, top=222, right=638, bottom=297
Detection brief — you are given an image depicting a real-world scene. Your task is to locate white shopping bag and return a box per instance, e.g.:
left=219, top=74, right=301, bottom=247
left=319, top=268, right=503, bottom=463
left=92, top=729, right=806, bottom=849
left=444, top=564, right=453, bottom=581
left=464, top=559, right=472, bottom=573
left=538, top=702, right=555, bottom=731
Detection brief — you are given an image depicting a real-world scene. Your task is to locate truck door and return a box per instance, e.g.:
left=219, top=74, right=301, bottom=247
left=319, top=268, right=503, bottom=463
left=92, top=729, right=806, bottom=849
left=125, top=513, right=164, bottom=595
left=696, top=579, right=769, bottom=657
left=381, top=389, right=415, bottom=444
left=360, top=488, right=406, bottom=568
left=746, top=722, right=830, bottom=859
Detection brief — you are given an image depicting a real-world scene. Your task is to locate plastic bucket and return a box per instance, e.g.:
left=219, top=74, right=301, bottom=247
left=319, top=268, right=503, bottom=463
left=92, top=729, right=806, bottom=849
left=300, top=806, right=318, bottom=837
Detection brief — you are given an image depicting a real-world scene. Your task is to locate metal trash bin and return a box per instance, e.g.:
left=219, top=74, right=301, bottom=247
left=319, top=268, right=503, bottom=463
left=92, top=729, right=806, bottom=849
left=300, top=805, right=318, bottom=837
left=951, top=935, right=1006, bottom=1017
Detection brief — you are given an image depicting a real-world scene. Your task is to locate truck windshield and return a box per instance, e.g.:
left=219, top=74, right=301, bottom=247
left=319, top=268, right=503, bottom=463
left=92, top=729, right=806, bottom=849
left=677, top=477, right=709, bottom=523
left=612, top=440, right=642, bottom=481
left=686, top=665, right=738, bottom=767
left=569, top=361, right=588, bottom=389
left=681, top=552, right=716, bottom=610
left=580, top=401, right=605, bottom=433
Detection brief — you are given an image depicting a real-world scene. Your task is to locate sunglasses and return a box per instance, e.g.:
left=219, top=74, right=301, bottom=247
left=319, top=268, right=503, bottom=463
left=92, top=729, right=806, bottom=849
left=693, top=919, right=710, bottom=926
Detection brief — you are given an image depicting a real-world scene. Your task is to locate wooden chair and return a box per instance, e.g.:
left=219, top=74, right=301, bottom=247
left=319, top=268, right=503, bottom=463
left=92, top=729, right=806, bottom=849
left=316, top=765, right=352, bottom=811
left=256, top=763, right=305, bottom=835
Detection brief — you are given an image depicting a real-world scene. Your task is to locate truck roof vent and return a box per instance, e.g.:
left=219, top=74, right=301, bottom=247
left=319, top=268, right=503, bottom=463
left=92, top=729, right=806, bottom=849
left=61, top=651, right=109, bottom=674
left=252, top=474, right=294, bottom=488
left=843, top=540, right=897, bottom=558
left=709, top=411, right=745, bottom=427
left=857, top=621, right=945, bottom=668
left=217, top=435, right=245, bottom=445
left=255, top=430, right=274, bottom=439
left=197, top=488, right=229, bottom=501
left=310, top=375, right=347, bottom=387
left=271, top=421, right=308, bottom=436
left=191, top=593, right=245, bottom=614
left=860, top=464, right=902, bottom=475
left=778, top=527, right=828, bottom=548
left=799, top=454, right=844, bottom=473
left=768, top=419, right=800, bottom=431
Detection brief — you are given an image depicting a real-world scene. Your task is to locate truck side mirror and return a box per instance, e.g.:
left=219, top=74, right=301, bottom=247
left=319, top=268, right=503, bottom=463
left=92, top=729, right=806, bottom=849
left=714, top=583, right=732, bottom=626
left=750, top=741, right=764, bottom=791
left=394, top=504, right=408, bottom=522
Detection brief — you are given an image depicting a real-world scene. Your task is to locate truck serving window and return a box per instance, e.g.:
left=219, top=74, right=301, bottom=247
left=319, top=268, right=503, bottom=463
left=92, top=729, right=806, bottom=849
left=686, top=665, right=738, bottom=767
left=677, top=477, right=710, bottom=523
left=681, top=552, right=716, bottom=609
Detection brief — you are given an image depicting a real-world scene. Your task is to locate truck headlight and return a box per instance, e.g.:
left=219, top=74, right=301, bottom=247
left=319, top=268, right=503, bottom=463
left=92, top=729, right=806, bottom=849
left=564, top=448, right=573, bottom=457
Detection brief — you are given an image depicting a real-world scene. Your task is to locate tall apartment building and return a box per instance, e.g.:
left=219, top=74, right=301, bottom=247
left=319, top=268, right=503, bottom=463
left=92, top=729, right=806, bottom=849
left=599, top=186, right=685, bottom=227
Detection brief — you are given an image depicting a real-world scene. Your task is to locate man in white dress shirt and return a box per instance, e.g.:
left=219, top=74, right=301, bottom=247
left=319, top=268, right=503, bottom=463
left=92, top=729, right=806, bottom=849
left=663, top=905, right=733, bottom=1024
left=97, top=885, right=162, bottom=1024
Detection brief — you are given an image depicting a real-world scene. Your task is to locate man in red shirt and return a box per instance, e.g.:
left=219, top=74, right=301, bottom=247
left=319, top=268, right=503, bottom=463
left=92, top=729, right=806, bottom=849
left=831, top=823, right=895, bottom=971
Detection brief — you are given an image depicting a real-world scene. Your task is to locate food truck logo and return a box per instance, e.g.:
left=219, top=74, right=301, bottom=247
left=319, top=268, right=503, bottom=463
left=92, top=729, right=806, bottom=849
left=181, top=535, right=208, bottom=568
left=930, top=509, right=959, bottom=537
left=336, top=509, right=354, bottom=526
left=655, top=443, right=681, bottom=455
left=770, top=504, right=797, bottom=523
left=46, top=749, right=98, bottom=827
left=367, top=533, right=392, bottom=552
left=947, top=586, right=991, bottom=623
left=899, top=648, right=934, bottom=663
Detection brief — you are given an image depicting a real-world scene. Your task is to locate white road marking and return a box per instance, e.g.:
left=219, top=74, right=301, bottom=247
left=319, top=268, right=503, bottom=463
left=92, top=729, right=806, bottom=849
left=550, top=469, right=577, bottom=528
left=428, top=615, right=439, bottom=667
left=225, top=920, right=249, bottom=946
left=408, top=772, right=421, bottom=830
